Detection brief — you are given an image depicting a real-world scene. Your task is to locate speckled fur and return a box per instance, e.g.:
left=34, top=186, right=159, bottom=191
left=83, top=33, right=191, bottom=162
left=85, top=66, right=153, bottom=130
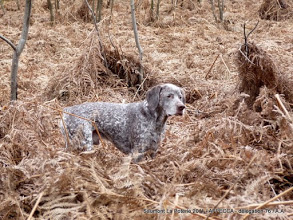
left=60, top=84, right=185, bottom=162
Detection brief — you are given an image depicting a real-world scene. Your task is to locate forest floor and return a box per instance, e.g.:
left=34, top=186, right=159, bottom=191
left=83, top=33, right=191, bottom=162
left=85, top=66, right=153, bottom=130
left=0, top=0, right=293, bottom=219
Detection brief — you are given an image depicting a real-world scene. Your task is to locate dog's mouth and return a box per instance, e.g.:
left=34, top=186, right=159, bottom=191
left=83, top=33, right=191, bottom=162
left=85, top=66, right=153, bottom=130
left=167, top=111, right=184, bottom=117
left=167, top=106, right=185, bottom=117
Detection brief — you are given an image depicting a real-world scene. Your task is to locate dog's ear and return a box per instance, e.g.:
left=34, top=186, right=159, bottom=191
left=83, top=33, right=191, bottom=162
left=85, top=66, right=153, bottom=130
left=180, top=88, right=186, bottom=104
left=146, top=85, right=162, bottom=111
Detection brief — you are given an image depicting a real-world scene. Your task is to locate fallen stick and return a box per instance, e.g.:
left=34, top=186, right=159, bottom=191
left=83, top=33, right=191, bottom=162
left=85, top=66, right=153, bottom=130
left=27, top=191, right=44, bottom=220
left=275, top=94, right=292, bottom=122
left=220, top=54, right=232, bottom=77
left=236, top=200, right=293, bottom=209
left=205, top=54, right=220, bottom=80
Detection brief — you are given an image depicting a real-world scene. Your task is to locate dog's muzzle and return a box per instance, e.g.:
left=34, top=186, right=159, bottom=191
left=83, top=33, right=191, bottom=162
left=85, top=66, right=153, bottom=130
left=176, top=105, right=185, bottom=116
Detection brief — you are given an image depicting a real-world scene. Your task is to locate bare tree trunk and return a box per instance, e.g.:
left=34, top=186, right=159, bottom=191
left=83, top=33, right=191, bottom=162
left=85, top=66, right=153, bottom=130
left=218, top=0, right=224, bottom=22
left=156, top=0, right=160, bottom=20
left=97, top=0, right=103, bottom=22
left=0, top=0, right=5, bottom=14
left=150, top=0, right=154, bottom=22
left=47, top=0, right=54, bottom=25
left=210, top=0, right=218, bottom=22
left=16, top=0, right=20, bottom=10
left=10, top=0, right=32, bottom=101
left=110, top=0, right=114, bottom=14
left=56, top=0, right=60, bottom=9
left=92, top=0, right=95, bottom=15
left=54, top=0, right=60, bottom=15
left=130, top=0, right=143, bottom=84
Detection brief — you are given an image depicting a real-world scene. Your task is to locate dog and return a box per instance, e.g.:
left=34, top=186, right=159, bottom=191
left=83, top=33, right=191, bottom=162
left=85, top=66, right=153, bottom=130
left=60, top=83, right=185, bottom=161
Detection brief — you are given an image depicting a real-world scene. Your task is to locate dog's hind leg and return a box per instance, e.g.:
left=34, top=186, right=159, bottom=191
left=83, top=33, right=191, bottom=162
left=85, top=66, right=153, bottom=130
left=80, top=123, right=94, bottom=151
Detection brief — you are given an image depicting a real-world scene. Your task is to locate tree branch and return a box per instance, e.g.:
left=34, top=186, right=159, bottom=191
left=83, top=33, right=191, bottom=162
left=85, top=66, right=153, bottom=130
left=130, top=0, right=143, bottom=84
left=84, top=0, right=109, bottom=71
left=0, top=34, right=16, bottom=51
left=130, top=0, right=143, bottom=62
left=17, top=0, right=32, bottom=55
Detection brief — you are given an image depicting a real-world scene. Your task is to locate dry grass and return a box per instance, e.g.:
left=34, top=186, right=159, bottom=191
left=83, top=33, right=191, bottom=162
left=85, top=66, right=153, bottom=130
left=259, top=0, right=293, bottom=21
left=0, top=0, right=293, bottom=219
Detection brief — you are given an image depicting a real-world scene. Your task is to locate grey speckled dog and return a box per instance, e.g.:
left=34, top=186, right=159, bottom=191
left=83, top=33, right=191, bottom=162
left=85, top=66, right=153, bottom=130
left=60, top=84, right=185, bottom=161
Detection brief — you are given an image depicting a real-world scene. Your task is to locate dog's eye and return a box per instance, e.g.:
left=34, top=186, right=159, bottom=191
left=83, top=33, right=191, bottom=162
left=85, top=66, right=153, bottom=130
left=167, top=94, right=174, bottom=99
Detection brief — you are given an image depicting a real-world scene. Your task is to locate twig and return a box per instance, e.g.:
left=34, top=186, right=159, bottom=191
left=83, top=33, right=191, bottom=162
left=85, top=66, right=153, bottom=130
left=132, top=71, right=149, bottom=101
left=243, top=22, right=247, bottom=55
left=274, top=94, right=292, bottom=122
left=84, top=0, right=109, bottom=71
left=130, top=0, right=144, bottom=84
left=205, top=54, right=220, bottom=80
left=246, top=21, right=259, bottom=40
left=242, top=187, right=293, bottom=220
left=92, top=121, right=104, bottom=146
left=0, top=35, right=16, bottom=51
left=243, top=21, right=259, bottom=56
left=238, top=45, right=254, bottom=65
left=219, top=54, right=231, bottom=77
left=43, top=105, right=104, bottom=147
left=27, top=191, right=44, bottom=220
left=236, top=200, right=293, bottom=209
left=205, top=155, right=257, bottom=220
left=59, top=111, right=71, bottom=149
left=84, top=0, right=100, bottom=39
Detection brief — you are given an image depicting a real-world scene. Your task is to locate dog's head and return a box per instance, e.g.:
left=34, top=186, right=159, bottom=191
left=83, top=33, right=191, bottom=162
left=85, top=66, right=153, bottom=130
left=146, top=83, right=185, bottom=116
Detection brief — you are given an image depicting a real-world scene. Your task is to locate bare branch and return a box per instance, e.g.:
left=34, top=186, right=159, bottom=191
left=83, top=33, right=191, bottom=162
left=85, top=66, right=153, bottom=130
left=84, top=0, right=100, bottom=36
left=238, top=45, right=254, bottom=65
left=130, top=0, right=143, bottom=62
left=17, top=0, right=32, bottom=55
left=243, top=23, right=248, bottom=56
left=247, top=20, right=259, bottom=39
left=0, top=34, right=16, bottom=51
left=131, top=0, right=143, bottom=84
left=0, top=0, right=5, bottom=14
left=84, top=0, right=109, bottom=71
left=243, top=21, right=259, bottom=56
left=205, top=53, right=220, bottom=80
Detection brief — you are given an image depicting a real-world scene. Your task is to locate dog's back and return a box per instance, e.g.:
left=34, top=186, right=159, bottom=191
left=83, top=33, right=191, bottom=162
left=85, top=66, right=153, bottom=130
left=61, top=101, right=156, bottom=153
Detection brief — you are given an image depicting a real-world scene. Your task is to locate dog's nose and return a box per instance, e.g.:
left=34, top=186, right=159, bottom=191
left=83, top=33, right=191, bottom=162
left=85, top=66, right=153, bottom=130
left=178, top=105, right=185, bottom=111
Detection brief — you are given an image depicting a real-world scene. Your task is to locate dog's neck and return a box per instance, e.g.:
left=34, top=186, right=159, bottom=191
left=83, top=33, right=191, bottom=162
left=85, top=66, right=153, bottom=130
left=154, top=106, right=168, bottom=131
left=143, top=101, right=167, bottom=131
